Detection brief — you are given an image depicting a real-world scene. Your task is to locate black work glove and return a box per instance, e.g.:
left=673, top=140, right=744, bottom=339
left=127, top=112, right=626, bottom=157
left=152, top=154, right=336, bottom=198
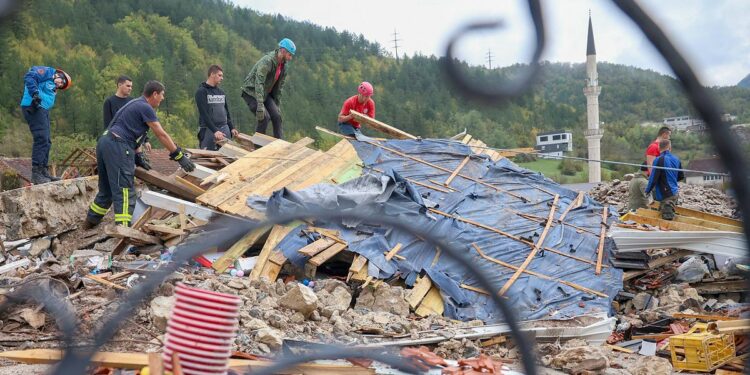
left=31, top=93, right=42, bottom=109
left=134, top=152, right=151, bottom=170
left=169, top=146, right=195, bottom=172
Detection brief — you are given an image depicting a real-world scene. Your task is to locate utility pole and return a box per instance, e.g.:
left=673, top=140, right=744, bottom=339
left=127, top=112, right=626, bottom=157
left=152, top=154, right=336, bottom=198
left=486, top=49, right=494, bottom=69
left=392, top=29, right=401, bottom=63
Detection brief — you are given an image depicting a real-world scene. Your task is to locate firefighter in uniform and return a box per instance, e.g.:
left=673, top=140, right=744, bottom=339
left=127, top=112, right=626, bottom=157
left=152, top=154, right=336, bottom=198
left=85, top=80, right=195, bottom=228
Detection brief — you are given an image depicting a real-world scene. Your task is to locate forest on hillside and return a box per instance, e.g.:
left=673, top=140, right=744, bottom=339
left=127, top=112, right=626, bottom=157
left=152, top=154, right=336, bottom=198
left=1, top=0, right=748, bottom=177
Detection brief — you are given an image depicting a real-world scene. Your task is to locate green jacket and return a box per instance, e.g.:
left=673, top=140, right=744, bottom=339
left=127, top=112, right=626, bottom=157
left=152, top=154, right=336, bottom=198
left=627, top=173, right=649, bottom=211
left=241, top=49, right=287, bottom=106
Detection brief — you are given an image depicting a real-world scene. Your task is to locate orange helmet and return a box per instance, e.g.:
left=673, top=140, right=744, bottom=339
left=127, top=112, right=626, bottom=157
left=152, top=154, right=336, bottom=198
left=55, top=69, right=72, bottom=90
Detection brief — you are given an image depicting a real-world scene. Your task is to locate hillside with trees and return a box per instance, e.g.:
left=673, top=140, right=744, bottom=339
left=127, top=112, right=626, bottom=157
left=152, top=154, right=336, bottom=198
left=1, top=0, right=748, bottom=178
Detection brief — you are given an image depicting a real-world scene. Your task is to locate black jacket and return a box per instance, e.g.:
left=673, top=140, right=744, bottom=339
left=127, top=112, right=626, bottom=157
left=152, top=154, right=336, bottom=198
left=195, top=82, right=233, bottom=132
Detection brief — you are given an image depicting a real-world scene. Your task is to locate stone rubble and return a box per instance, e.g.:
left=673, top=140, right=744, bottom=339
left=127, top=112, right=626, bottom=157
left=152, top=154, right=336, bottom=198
left=589, top=180, right=738, bottom=218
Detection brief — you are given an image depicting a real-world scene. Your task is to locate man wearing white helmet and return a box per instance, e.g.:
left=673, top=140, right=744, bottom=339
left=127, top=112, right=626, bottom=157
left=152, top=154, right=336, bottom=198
left=337, top=81, right=376, bottom=136
left=241, top=38, right=296, bottom=139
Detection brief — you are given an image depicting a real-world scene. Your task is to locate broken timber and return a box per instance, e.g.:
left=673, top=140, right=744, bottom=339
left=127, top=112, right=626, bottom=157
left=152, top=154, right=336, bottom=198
left=349, top=110, right=417, bottom=140
left=595, top=206, right=608, bottom=275
left=105, top=225, right=161, bottom=245
left=212, top=225, right=271, bottom=273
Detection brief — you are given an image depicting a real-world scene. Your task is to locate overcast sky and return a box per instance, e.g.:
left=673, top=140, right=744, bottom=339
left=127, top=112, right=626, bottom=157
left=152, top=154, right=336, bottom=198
left=232, top=0, right=749, bottom=87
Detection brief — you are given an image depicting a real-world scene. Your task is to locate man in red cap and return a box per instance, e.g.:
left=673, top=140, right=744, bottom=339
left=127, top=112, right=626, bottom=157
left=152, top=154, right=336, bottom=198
left=337, top=81, right=375, bottom=136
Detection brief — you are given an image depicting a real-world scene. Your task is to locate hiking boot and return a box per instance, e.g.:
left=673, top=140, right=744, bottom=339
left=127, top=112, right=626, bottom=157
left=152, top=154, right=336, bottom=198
left=82, top=218, right=99, bottom=230
left=42, top=166, right=60, bottom=182
left=31, top=166, right=51, bottom=184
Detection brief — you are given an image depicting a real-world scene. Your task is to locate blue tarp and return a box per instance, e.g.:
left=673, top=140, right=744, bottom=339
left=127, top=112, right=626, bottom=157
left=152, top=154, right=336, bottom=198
left=250, top=138, right=623, bottom=323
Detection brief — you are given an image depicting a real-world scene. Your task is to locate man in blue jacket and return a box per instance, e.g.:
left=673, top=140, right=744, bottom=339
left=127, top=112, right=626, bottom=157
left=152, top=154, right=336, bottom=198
left=19, top=66, right=72, bottom=184
left=645, top=139, right=685, bottom=220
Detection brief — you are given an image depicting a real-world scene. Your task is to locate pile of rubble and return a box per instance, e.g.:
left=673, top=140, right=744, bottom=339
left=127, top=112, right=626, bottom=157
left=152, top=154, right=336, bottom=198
left=1, top=121, right=747, bottom=375
left=589, top=178, right=738, bottom=218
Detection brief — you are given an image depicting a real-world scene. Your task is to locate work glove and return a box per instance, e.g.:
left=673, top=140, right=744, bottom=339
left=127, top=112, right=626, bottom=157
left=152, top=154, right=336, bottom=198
left=169, top=146, right=196, bottom=172
left=31, top=93, right=42, bottom=109
left=256, top=103, right=265, bottom=122
left=134, top=152, right=151, bottom=170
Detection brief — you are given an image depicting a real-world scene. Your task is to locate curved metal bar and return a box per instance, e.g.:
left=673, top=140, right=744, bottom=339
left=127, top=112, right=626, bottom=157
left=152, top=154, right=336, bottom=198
left=52, top=208, right=538, bottom=375
left=440, top=0, right=545, bottom=104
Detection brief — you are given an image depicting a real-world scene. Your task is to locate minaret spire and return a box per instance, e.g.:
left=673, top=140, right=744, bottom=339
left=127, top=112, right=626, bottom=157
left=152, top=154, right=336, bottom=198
left=583, top=11, right=603, bottom=183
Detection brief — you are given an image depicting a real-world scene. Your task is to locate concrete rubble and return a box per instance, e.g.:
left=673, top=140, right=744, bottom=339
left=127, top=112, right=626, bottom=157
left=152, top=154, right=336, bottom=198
left=590, top=179, right=738, bottom=218
left=0, top=129, right=747, bottom=375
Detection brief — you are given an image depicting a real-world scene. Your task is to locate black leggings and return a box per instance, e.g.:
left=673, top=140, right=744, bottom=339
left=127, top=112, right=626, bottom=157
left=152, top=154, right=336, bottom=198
left=242, top=92, right=283, bottom=139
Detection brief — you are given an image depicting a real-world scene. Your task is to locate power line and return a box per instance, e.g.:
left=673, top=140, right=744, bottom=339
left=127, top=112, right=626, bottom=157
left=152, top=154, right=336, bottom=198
left=392, top=29, right=401, bottom=63
left=486, top=49, right=494, bottom=69
left=431, top=139, right=730, bottom=176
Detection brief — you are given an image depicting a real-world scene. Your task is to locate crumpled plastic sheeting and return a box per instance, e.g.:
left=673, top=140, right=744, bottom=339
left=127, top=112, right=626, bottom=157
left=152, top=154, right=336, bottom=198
left=249, top=138, right=623, bottom=322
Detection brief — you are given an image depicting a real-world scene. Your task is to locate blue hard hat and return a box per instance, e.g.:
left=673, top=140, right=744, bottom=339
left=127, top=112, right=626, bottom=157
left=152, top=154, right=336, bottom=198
left=278, top=38, right=296, bottom=55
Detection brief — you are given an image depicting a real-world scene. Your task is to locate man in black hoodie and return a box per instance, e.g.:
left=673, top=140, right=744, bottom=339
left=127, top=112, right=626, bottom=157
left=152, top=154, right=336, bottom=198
left=195, top=65, right=237, bottom=150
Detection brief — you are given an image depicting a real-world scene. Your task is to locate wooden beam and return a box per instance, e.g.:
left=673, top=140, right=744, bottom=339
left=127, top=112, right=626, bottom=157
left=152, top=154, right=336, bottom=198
left=672, top=312, right=740, bottom=321
left=142, top=224, right=184, bottom=236
left=635, top=208, right=741, bottom=232
left=407, top=275, right=433, bottom=309
left=347, top=255, right=368, bottom=282
left=384, top=243, right=403, bottom=261
left=86, top=275, right=127, bottom=290
left=621, top=212, right=714, bottom=231
left=498, top=195, right=559, bottom=296
left=595, top=206, right=608, bottom=275
left=429, top=208, right=606, bottom=268
left=308, top=243, right=347, bottom=267
left=363, top=139, right=527, bottom=201
left=649, top=202, right=742, bottom=227
left=350, top=110, right=417, bottom=140
left=141, top=191, right=219, bottom=222
left=0, top=349, right=375, bottom=374
left=218, top=143, right=250, bottom=158
left=444, top=156, right=470, bottom=186
left=415, top=286, right=444, bottom=317
left=184, top=164, right=216, bottom=180
left=112, top=206, right=154, bottom=255
left=471, top=243, right=607, bottom=298
left=558, top=191, right=584, bottom=223
left=212, top=225, right=271, bottom=273
left=249, top=224, right=299, bottom=281
left=297, top=238, right=337, bottom=257
left=173, top=175, right=206, bottom=196
left=104, top=225, right=161, bottom=245
left=135, top=167, right=199, bottom=201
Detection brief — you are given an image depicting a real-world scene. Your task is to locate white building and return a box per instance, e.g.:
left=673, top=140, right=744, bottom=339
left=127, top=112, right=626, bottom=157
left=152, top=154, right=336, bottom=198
left=663, top=116, right=704, bottom=131
left=535, top=131, right=573, bottom=157
left=685, top=158, right=729, bottom=188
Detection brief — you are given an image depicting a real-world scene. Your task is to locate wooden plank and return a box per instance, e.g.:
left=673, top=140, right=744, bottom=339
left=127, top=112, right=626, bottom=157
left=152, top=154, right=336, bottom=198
left=672, top=312, right=740, bottom=321
left=558, top=191, right=585, bottom=223
left=480, top=336, right=507, bottom=347
left=472, top=243, right=607, bottom=298
left=621, top=212, right=714, bottom=231
left=173, top=175, right=206, bottom=196
left=148, top=352, right=164, bottom=375
left=444, top=156, right=470, bottom=186
left=595, top=207, right=608, bottom=275
left=142, top=224, right=184, bottom=236
left=384, top=243, right=404, bottom=261
left=350, top=110, right=417, bottom=140
left=104, top=225, right=161, bottom=245
left=141, top=191, right=219, bottom=222
left=460, top=284, right=490, bottom=295
left=135, top=167, right=199, bottom=200
left=218, top=143, right=250, bottom=158
left=298, top=238, right=336, bottom=257
left=415, top=286, right=444, bottom=317
left=498, top=195, right=559, bottom=296
left=636, top=208, right=741, bottom=232
left=85, top=275, right=127, bottom=290
left=249, top=224, right=298, bottom=281
left=407, top=275, right=433, bottom=309
left=112, top=207, right=155, bottom=256
left=292, top=136, right=315, bottom=148
left=649, top=202, right=742, bottom=227
left=308, top=243, right=347, bottom=267
left=212, top=226, right=271, bottom=273
left=0, top=349, right=374, bottom=374
left=347, top=255, right=368, bottom=282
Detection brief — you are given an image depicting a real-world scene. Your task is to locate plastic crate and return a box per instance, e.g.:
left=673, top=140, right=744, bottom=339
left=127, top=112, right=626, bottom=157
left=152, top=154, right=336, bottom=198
left=669, top=323, right=735, bottom=372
